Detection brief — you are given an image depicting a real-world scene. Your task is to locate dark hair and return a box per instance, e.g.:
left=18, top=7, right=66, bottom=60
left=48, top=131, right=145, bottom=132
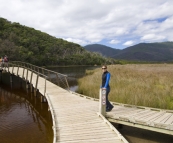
left=102, top=65, right=107, bottom=68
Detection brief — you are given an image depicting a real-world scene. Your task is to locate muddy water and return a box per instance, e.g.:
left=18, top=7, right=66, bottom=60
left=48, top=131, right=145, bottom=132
left=113, top=123, right=173, bottom=143
left=0, top=73, right=53, bottom=143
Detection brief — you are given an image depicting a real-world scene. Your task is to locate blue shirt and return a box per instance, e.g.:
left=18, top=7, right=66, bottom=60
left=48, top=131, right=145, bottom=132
left=101, top=71, right=110, bottom=88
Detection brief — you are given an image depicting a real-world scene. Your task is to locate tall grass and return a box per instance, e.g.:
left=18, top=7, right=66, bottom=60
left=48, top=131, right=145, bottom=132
left=77, top=64, right=173, bottom=110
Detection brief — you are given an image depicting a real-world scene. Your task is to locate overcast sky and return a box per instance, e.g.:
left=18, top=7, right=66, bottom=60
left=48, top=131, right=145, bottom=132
left=0, top=0, right=173, bottom=49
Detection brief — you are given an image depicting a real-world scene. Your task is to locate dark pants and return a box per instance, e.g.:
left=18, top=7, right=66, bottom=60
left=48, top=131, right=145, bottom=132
left=106, top=87, right=113, bottom=109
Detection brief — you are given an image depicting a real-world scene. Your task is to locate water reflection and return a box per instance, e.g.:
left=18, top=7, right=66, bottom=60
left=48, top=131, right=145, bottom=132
left=113, top=123, right=173, bottom=143
left=48, top=66, right=99, bottom=91
left=0, top=79, right=53, bottom=143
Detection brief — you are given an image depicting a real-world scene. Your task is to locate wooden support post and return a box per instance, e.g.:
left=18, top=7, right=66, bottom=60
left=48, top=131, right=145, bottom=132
left=41, top=95, right=47, bottom=102
left=26, top=82, right=30, bottom=89
left=22, top=67, right=25, bottom=79
left=99, top=88, right=106, bottom=116
left=30, top=71, right=33, bottom=84
left=30, top=84, right=33, bottom=92
left=10, top=74, right=13, bottom=89
left=12, top=65, right=14, bottom=74
left=26, top=68, right=28, bottom=82
left=19, top=77, right=22, bottom=88
left=30, top=71, right=33, bottom=92
left=7, top=64, right=9, bottom=72
left=17, top=66, right=19, bottom=76
left=34, top=89, right=38, bottom=96
left=10, top=74, right=13, bottom=83
left=34, top=73, right=39, bottom=96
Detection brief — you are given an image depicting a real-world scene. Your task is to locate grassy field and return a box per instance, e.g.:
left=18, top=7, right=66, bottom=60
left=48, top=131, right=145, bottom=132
left=77, top=64, right=173, bottom=110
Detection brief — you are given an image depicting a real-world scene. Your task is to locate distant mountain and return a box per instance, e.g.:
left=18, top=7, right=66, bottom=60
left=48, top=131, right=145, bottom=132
left=84, top=42, right=173, bottom=62
left=113, top=42, right=173, bottom=62
left=84, top=44, right=121, bottom=57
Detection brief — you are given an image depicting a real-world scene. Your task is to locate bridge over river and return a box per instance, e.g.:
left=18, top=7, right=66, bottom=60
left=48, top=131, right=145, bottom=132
left=0, top=61, right=173, bottom=143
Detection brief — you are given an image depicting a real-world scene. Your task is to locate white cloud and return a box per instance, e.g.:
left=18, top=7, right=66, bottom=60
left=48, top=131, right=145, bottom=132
left=141, top=34, right=166, bottom=42
left=64, top=38, right=89, bottom=45
left=123, top=41, right=134, bottom=46
left=109, top=40, right=120, bottom=44
left=0, top=0, right=173, bottom=48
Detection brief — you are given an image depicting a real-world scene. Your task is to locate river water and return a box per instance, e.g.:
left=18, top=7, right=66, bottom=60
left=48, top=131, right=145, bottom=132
left=0, top=66, right=173, bottom=143
left=0, top=73, right=53, bottom=143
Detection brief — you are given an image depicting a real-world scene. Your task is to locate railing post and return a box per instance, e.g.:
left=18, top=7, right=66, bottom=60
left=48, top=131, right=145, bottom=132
left=48, top=71, right=51, bottom=81
left=22, top=67, right=25, bottom=79
left=56, top=74, right=60, bottom=86
left=99, top=88, right=106, bottom=116
left=41, top=77, right=47, bottom=103
left=65, top=76, right=70, bottom=90
left=12, top=64, right=14, bottom=74
left=30, top=71, right=33, bottom=84
left=7, top=63, right=10, bottom=72
left=26, top=68, right=28, bottom=81
left=42, top=68, right=44, bottom=75
left=25, top=68, right=30, bottom=89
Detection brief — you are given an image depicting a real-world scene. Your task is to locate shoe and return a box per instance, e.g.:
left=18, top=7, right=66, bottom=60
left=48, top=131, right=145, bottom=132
left=106, top=106, right=114, bottom=112
left=106, top=108, right=110, bottom=112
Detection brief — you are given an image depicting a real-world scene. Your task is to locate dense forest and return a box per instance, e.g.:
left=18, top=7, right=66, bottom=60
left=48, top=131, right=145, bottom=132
left=0, top=18, right=116, bottom=66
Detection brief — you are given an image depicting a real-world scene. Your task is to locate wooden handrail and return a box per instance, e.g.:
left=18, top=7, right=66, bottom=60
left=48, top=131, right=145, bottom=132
left=8, top=61, right=70, bottom=91
left=11, top=61, right=67, bottom=77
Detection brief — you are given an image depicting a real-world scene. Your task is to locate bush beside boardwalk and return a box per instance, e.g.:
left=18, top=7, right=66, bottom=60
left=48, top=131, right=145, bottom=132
left=77, top=64, right=173, bottom=110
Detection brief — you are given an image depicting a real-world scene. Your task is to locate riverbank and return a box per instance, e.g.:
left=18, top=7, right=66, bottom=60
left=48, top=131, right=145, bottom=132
left=46, top=65, right=99, bottom=68
left=77, top=64, right=173, bottom=110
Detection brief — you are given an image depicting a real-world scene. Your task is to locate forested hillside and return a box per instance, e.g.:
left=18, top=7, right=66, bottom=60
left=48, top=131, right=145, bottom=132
left=85, top=42, right=173, bottom=62
left=84, top=44, right=120, bottom=57
left=113, top=42, right=173, bottom=62
left=0, top=18, right=114, bottom=66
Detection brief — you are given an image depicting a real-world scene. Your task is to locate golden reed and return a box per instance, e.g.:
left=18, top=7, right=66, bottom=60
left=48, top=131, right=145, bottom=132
left=77, top=64, right=173, bottom=110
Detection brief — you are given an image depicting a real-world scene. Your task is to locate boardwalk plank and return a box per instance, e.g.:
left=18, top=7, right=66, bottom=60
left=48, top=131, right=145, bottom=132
left=165, top=115, right=173, bottom=124
left=135, top=111, right=165, bottom=125
left=152, top=113, right=172, bottom=123
left=57, top=137, right=124, bottom=143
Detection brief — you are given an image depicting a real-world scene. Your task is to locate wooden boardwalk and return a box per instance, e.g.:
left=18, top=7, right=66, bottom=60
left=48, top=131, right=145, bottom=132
left=106, top=103, right=173, bottom=135
left=2, top=62, right=173, bottom=142
left=5, top=66, right=128, bottom=143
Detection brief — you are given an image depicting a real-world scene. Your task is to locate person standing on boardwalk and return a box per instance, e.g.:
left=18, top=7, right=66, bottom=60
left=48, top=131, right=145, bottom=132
left=4, top=55, right=8, bottom=68
left=101, top=65, right=114, bottom=112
